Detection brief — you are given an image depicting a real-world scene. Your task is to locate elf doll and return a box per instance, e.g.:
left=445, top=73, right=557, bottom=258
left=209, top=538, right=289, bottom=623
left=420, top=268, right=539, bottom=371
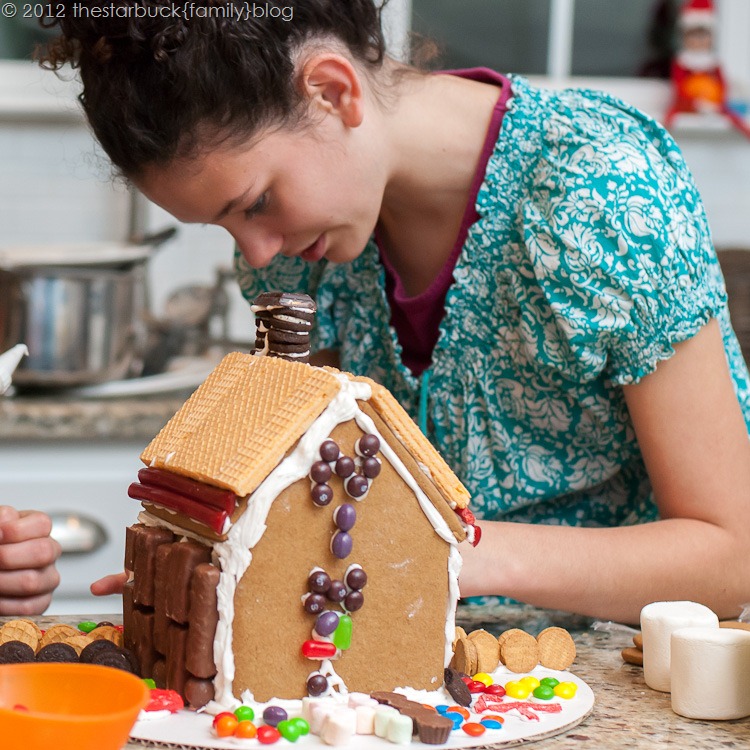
left=666, top=0, right=750, bottom=138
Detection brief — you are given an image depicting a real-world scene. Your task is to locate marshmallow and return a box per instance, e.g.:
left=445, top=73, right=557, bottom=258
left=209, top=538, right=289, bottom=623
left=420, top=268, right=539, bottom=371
left=671, top=627, right=750, bottom=720
left=374, top=706, right=399, bottom=738
left=320, top=709, right=357, bottom=746
left=355, top=704, right=377, bottom=734
left=385, top=713, right=414, bottom=745
left=640, top=601, right=719, bottom=692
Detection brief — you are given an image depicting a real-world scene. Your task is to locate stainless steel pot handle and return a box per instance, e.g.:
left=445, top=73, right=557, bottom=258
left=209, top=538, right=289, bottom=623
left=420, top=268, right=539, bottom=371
left=49, top=512, right=109, bottom=555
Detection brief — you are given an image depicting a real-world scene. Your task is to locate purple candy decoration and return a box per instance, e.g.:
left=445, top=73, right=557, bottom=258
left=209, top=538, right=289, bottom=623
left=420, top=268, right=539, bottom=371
left=331, top=531, right=353, bottom=559
left=333, top=503, right=357, bottom=532
left=310, top=460, right=332, bottom=483
left=345, top=475, right=369, bottom=499
left=311, top=483, right=333, bottom=507
left=263, top=705, right=288, bottom=727
left=326, top=580, right=347, bottom=602
left=346, top=567, right=368, bottom=590
left=362, top=456, right=381, bottom=479
left=335, top=456, right=355, bottom=478
left=307, top=673, right=328, bottom=696
left=319, top=440, right=339, bottom=462
left=357, top=434, right=380, bottom=457
left=314, top=610, right=340, bottom=637
left=344, top=590, right=364, bottom=612
left=303, top=593, right=327, bottom=615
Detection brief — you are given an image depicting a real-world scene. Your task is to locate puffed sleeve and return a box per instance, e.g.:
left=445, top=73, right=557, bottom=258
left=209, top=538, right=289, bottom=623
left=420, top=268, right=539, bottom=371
left=519, top=87, right=727, bottom=385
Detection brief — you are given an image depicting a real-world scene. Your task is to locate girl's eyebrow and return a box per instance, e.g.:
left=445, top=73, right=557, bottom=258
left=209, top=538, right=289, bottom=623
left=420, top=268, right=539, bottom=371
left=212, top=182, right=256, bottom=222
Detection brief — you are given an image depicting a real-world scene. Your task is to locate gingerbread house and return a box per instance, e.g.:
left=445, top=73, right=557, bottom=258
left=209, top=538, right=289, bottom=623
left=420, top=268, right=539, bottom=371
left=122, top=296, right=477, bottom=707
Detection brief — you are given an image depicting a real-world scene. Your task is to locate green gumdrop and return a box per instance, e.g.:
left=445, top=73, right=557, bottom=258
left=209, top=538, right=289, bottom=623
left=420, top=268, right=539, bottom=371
left=333, top=614, right=353, bottom=650
left=78, top=621, right=98, bottom=634
left=290, top=717, right=310, bottom=736
left=533, top=685, right=555, bottom=701
left=277, top=719, right=302, bottom=742
left=234, top=705, right=255, bottom=722
left=540, top=677, right=560, bottom=688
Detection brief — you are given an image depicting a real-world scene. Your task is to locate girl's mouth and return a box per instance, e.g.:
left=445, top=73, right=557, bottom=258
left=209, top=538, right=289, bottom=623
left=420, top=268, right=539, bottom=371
left=300, top=235, right=326, bottom=263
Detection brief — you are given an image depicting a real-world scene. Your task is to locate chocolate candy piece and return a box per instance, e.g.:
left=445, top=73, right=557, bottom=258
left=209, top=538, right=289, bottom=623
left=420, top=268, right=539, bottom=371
left=345, top=475, right=368, bottom=499
left=122, top=580, right=136, bottom=652
left=184, top=677, right=215, bottom=709
left=311, top=483, right=333, bottom=507
left=443, top=667, right=472, bottom=707
left=331, top=531, right=353, bottom=559
left=152, top=658, right=167, bottom=689
left=362, top=457, right=382, bottom=478
left=326, top=580, right=347, bottom=603
left=310, top=461, right=332, bottom=483
left=35, top=643, right=78, bottom=663
left=0, top=641, right=35, bottom=664
left=333, top=503, right=356, bottom=532
left=319, top=440, right=339, bottom=462
left=165, top=540, right=211, bottom=624
left=303, top=593, right=326, bottom=614
left=334, top=456, right=355, bottom=478
left=152, top=542, right=172, bottom=655
left=185, top=563, right=220, bottom=679
left=346, top=567, right=367, bottom=590
left=166, top=623, right=189, bottom=696
left=356, top=434, right=380, bottom=457
left=132, top=608, right=158, bottom=678
left=307, top=673, right=328, bottom=696
left=344, top=591, right=364, bottom=612
left=131, top=524, right=175, bottom=608
left=314, top=611, right=340, bottom=638
left=308, top=570, right=331, bottom=594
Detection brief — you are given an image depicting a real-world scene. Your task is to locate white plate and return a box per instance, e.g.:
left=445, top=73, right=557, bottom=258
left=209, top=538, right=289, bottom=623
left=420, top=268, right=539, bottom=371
left=131, top=667, right=594, bottom=749
left=66, top=357, right=219, bottom=399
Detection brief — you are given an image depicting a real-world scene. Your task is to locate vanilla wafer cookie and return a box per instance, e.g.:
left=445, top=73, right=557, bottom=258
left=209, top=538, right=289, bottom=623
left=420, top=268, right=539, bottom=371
left=500, top=630, right=539, bottom=673
left=468, top=629, right=501, bottom=674
left=39, top=623, right=80, bottom=650
left=536, top=626, right=576, bottom=670
left=497, top=628, right=527, bottom=664
left=450, top=633, right=478, bottom=676
left=0, top=619, right=42, bottom=651
left=89, top=625, right=124, bottom=647
left=64, top=634, right=95, bottom=656
left=633, top=632, right=643, bottom=648
left=621, top=646, right=644, bottom=666
left=452, top=626, right=468, bottom=650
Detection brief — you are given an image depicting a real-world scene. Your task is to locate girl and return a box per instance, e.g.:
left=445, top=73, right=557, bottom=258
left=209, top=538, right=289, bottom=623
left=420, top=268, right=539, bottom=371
left=43, top=1, right=750, bottom=623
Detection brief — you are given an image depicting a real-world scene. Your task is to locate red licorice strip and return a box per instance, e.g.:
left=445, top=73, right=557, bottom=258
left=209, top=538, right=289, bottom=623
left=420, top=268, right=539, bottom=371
left=128, top=483, right=229, bottom=535
left=138, top=468, right=237, bottom=513
left=473, top=694, right=562, bottom=720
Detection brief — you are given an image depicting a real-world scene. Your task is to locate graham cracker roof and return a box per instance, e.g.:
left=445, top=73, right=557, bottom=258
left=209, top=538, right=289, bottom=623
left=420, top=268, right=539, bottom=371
left=141, top=353, right=470, bottom=512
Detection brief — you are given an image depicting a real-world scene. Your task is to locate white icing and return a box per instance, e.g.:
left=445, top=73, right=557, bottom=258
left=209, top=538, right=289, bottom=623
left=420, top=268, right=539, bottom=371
left=204, top=373, right=461, bottom=707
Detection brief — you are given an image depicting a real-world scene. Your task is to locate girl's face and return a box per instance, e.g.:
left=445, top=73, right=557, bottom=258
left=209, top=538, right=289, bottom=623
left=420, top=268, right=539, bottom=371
left=135, top=115, right=386, bottom=268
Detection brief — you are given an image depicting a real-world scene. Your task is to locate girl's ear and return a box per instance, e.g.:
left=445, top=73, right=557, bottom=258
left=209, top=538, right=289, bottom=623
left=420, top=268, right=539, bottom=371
left=298, top=53, right=365, bottom=127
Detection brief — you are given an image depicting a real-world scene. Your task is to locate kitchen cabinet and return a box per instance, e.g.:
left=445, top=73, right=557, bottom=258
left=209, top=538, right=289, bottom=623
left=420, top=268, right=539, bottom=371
left=1, top=440, right=144, bottom=615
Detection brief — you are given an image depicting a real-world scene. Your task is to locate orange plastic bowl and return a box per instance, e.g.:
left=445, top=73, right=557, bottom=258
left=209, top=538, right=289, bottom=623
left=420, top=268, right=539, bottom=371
left=0, top=662, right=149, bottom=750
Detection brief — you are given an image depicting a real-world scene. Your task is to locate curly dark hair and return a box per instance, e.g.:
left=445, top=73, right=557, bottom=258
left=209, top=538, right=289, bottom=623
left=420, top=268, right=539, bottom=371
left=38, top=1, right=391, bottom=178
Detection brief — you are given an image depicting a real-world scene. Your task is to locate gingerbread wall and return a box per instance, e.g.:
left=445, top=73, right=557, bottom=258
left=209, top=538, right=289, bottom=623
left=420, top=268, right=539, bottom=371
left=231, top=417, right=452, bottom=702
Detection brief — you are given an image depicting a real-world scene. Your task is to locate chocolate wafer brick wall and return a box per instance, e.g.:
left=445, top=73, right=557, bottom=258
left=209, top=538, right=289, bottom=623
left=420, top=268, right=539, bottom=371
left=124, top=524, right=220, bottom=708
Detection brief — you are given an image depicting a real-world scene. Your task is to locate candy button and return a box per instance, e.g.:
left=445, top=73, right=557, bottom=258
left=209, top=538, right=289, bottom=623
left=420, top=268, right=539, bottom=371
left=554, top=681, right=578, bottom=699
left=257, top=725, right=282, bottom=744
left=480, top=718, right=504, bottom=730
left=472, top=672, right=494, bottom=686
left=301, top=640, right=337, bottom=659
left=462, top=722, right=486, bottom=737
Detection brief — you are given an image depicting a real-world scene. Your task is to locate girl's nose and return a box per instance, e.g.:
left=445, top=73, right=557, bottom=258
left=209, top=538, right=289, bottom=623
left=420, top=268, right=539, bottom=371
left=233, top=228, right=284, bottom=269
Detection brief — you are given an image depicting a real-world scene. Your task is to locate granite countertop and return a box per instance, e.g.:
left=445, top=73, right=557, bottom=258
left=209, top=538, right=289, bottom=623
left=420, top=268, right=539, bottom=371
left=4, top=608, right=747, bottom=749
left=0, top=394, right=186, bottom=441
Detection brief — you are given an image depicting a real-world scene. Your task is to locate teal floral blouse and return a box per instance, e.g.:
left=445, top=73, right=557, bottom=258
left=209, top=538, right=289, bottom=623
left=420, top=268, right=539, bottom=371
left=236, top=75, right=750, bottom=538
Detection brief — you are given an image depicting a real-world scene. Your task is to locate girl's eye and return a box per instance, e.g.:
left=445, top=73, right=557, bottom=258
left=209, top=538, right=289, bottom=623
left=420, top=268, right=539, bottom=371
left=244, top=192, right=269, bottom=219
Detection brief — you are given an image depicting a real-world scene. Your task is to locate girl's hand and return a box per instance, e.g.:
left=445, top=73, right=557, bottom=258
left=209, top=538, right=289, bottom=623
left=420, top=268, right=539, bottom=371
left=90, top=572, right=128, bottom=597
left=0, top=506, right=62, bottom=616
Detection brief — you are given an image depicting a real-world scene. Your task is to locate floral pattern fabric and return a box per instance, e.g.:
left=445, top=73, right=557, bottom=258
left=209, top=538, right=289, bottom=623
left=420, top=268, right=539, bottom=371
left=236, top=75, right=750, bottom=539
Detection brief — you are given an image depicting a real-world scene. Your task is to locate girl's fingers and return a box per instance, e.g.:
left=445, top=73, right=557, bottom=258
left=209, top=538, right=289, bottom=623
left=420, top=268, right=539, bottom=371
left=0, top=564, right=60, bottom=600
left=90, top=572, right=128, bottom=597
left=0, top=536, right=62, bottom=571
left=0, top=510, right=53, bottom=544
left=0, top=592, right=54, bottom=617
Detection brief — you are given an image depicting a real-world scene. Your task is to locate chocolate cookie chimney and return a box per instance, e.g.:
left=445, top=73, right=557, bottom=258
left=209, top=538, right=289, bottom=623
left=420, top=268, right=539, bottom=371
left=251, top=292, right=316, bottom=363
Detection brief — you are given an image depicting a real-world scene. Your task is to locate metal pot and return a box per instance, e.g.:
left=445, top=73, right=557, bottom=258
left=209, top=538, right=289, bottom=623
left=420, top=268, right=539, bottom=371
left=0, top=229, right=176, bottom=388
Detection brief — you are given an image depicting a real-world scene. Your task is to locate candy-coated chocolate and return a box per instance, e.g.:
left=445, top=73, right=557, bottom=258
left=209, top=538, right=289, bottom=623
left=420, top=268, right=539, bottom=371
left=345, top=567, right=367, bottom=590
left=333, top=614, right=353, bottom=650
left=307, top=673, right=328, bottom=696
left=344, top=590, right=364, bottom=612
left=468, top=680, right=487, bottom=693
left=540, top=676, right=560, bottom=688
left=519, top=676, right=541, bottom=690
left=257, top=725, right=282, bottom=744
left=234, top=720, right=257, bottom=739
left=362, top=456, right=381, bottom=478
left=554, top=681, right=578, bottom=699
left=77, top=621, right=97, bottom=633
left=289, top=717, right=310, bottom=735
left=308, top=569, right=331, bottom=594
left=345, top=474, right=369, bottom=498
left=504, top=681, right=532, bottom=699
left=142, top=678, right=156, bottom=689
left=303, top=593, right=327, bottom=615
left=319, top=440, right=339, bottom=462
left=262, top=705, right=288, bottom=727
left=314, top=610, right=340, bottom=637
left=533, top=685, right=555, bottom=701
left=326, top=580, right=347, bottom=602
left=331, top=530, right=353, bottom=559
left=483, top=683, right=506, bottom=696
left=356, top=434, right=380, bottom=456
left=234, top=705, right=255, bottom=722
left=335, top=456, right=355, bottom=478
left=480, top=718, right=504, bottom=729
left=435, top=705, right=451, bottom=714
left=481, top=714, right=505, bottom=724
left=311, top=483, right=333, bottom=507
left=446, top=706, right=470, bottom=720
left=301, top=640, right=337, bottom=659
left=462, top=722, right=486, bottom=737
left=472, top=672, right=493, bottom=686
left=333, top=503, right=357, bottom=531
left=310, top=460, right=332, bottom=483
